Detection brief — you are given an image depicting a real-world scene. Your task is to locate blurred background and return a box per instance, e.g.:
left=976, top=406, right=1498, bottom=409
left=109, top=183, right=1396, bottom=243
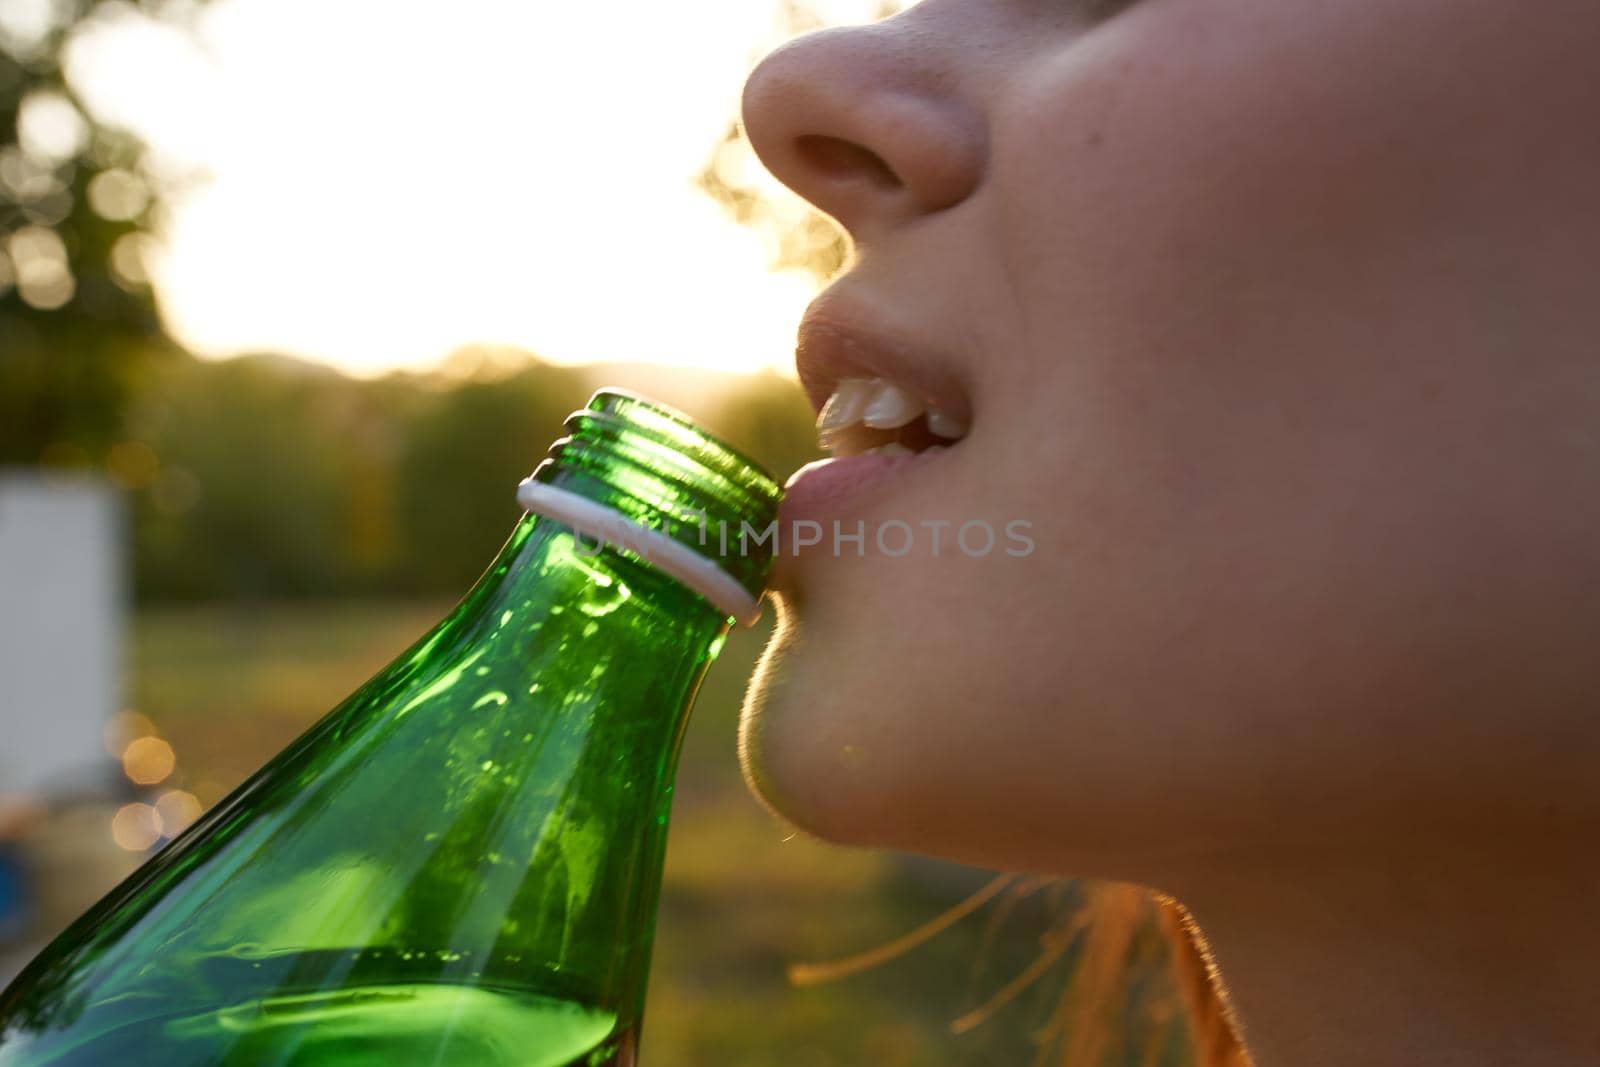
left=0, top=1, right=1191, bottom=1063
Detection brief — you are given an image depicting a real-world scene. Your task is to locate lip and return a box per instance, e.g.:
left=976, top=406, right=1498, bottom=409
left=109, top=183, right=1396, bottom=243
left=780, top=446, right=945, bottom=527
left=773, top=448, right=950, bottom=587
left=795, top=288, right=974, bottom=427
left=776, top=287, right=976, bottom=567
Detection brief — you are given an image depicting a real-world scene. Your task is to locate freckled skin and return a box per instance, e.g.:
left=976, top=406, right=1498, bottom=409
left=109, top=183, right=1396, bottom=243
left=738, top=2, right=1600, bottom=1062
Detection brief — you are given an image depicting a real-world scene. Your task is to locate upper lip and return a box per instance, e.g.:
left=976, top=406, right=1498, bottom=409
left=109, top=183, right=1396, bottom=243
left=795, top=287, right=975, bottom=427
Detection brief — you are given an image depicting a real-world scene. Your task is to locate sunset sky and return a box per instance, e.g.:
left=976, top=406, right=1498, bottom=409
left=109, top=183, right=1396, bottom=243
left=61, top=0, right=898, bottom=377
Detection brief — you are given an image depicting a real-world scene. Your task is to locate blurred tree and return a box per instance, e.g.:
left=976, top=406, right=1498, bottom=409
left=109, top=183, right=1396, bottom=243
left=0, top=0, right=191, bottom=467
left=116, top=344, right=816, bottom=604
left=131, top=354, right=364, bottom=600
left=394, top=363, right=588, bottom=594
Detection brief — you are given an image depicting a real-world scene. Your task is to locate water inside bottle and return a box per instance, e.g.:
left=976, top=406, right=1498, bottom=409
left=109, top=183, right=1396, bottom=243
left=0, top=949, right=633, bottom=1067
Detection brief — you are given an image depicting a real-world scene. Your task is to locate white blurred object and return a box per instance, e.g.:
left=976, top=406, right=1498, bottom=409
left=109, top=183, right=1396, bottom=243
left=0, top=475, right=121, bottom=797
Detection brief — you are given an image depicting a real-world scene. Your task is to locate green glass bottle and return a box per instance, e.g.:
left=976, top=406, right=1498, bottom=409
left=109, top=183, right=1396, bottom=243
left=0, top=391, right=782, bottom=1067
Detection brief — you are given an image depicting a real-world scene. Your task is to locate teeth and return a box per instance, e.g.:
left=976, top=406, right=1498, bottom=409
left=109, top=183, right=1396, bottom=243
left=815, top=378, right=877, bottom=448
left=815, top=376, right=971, bottom=456
left=861, top=381, right=925, bottom=430
left=925, top=407, right=969, bottom=440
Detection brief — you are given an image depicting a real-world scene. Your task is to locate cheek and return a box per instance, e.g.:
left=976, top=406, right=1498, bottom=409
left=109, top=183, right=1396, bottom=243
left=974, top=0, right=1600, bottom=841
left=997, top=0, right=1558, bottom=320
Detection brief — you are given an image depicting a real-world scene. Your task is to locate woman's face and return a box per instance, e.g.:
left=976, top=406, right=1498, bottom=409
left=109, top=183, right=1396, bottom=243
left=737, top=0, right=1600, bottom=889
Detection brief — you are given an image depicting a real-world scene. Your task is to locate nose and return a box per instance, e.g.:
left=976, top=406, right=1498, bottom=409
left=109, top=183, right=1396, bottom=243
left=740, top=19, right=988, bottom=240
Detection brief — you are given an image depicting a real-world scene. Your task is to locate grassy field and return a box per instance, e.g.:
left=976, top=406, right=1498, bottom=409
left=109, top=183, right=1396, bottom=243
left=121, top=601, right=1188, bottom=1066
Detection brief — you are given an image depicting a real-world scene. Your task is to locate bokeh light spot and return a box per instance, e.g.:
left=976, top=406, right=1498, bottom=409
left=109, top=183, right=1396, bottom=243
left=8, top=224, right=75, bottom=310
left=122, top=736, right=176, bottom=785
left=110, top=803, right=163, bottom=851
left=155, top=790, right=203, bottom=835
left=88, top=167, right=150, bottom=221
left=109, top=232, right=154, bottom=287
left=16, top=90, right=88, bottom=163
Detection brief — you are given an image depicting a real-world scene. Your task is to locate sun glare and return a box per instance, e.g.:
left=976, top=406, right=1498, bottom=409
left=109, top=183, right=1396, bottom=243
left=61, top=0, right=900, bottom=378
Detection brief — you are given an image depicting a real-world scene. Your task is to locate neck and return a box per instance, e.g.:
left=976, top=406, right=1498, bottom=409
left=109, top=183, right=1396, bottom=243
left=1175, top=836, right=1600, bottom=1067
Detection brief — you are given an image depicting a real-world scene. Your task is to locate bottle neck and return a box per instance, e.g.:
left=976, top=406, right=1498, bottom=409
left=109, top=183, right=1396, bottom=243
left=412, top=511, right=728, bottom=1013
left=447, top=508, right=732, bottom=665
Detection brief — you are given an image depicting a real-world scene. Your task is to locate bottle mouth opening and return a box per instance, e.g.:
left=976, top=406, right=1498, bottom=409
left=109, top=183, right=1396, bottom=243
left=520, top=389, right=784, bottom=624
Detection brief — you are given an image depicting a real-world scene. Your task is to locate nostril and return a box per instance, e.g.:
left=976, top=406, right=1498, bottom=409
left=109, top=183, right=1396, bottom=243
left=795, top=134, right=902, bottom=191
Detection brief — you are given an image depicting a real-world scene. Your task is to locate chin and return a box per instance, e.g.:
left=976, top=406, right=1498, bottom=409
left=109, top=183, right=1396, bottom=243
left=737, top=583, right=1223, bottom=887
left=738, top=592, right=918, bottom=850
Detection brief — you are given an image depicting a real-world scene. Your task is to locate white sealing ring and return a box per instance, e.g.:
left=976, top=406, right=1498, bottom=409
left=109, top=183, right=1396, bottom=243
left=516, top=479, right=763, bottom=627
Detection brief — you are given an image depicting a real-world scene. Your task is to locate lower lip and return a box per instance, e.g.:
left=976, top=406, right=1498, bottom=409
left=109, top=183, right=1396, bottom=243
left=778, top=449, right=943, bottom=528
